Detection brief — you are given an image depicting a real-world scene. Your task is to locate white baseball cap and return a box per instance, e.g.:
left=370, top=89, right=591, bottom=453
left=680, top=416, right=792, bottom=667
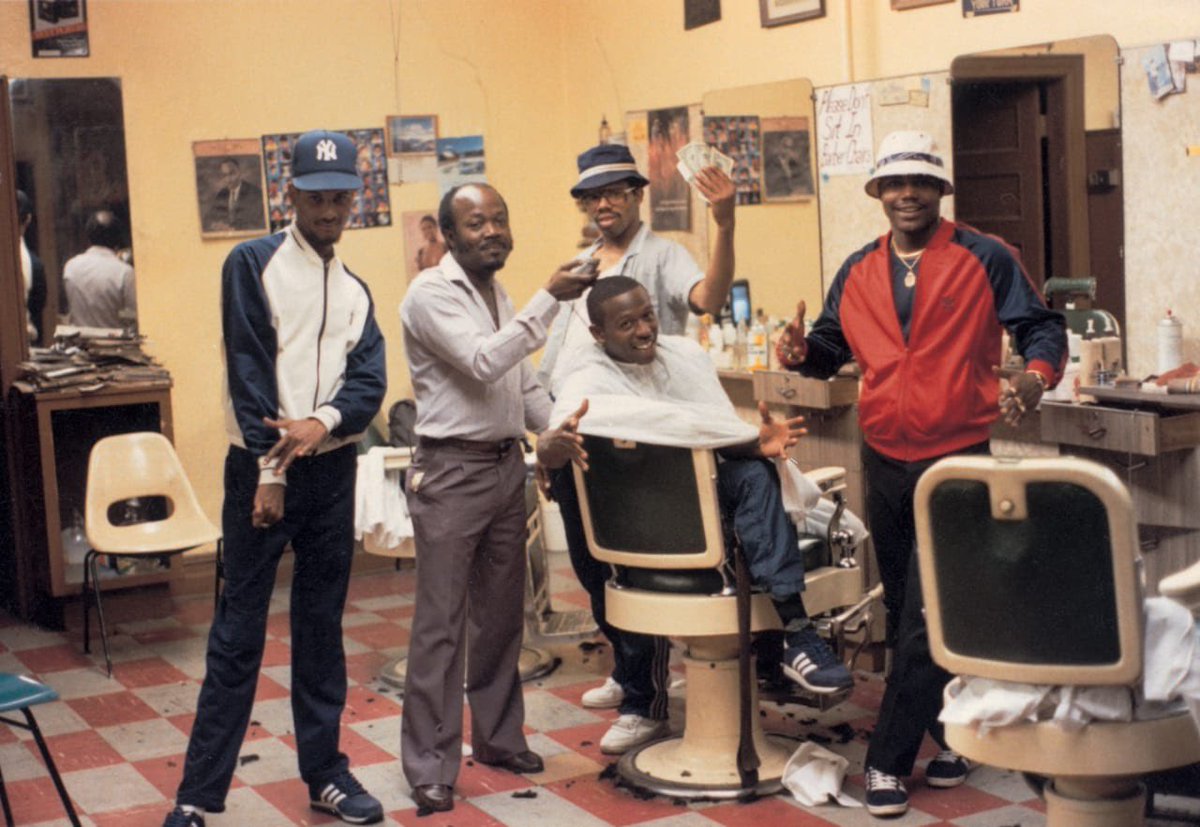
left=864, top=130, right=954, bottom=198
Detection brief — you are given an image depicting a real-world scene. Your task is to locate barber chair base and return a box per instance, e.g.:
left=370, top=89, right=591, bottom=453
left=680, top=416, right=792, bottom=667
left=617, top=732, right=797, bottom=800
left=378, top=645, right=558, bottom=693
left=1043, top=779, right=1146, bottom=827
left=613, top=641, right=798, bottom=800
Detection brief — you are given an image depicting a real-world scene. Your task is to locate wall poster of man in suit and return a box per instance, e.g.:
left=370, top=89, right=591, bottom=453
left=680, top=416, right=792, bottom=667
left=194, top=139, right=267, bottom=238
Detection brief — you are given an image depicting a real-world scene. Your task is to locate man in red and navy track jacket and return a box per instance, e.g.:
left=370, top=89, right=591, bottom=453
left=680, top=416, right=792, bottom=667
left=774, top=131, right=1066, bottom=819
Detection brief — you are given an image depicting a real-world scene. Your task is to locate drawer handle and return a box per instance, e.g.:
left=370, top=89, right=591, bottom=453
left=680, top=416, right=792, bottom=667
left=1085, top=410, right=1106, bottom=440
left=777, top=386, right=797, bottom=399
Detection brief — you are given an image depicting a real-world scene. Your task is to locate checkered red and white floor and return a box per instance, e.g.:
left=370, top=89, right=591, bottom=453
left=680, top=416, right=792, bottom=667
left=2, top=552, right=1197, bottom=826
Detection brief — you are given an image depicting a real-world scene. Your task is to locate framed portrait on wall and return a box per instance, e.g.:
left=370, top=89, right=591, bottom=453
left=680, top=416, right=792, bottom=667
left=193, top=139, right=267, bottom=239
left=758, top=0, right=824, bottom=28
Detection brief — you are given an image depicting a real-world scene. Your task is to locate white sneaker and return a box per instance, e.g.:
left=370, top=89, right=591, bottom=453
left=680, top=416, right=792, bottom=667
left=599, top=714, right=669, bottom=754
left=581, top=677, right=624, bottom=709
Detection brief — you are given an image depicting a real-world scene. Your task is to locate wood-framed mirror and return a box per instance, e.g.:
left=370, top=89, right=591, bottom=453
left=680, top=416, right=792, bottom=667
left=951, top=35, right=1123, bottom=333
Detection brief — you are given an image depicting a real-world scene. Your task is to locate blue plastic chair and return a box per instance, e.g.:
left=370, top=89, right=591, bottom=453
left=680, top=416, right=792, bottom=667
left=0, top=673, right=81, bottom=826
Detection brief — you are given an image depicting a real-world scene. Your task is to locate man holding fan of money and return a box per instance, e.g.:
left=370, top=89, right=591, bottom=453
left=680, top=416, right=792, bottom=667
left=536, top=142, right=738, bottom=755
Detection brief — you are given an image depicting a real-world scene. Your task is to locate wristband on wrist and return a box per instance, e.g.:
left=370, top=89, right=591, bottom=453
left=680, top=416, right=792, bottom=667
left=1025, top=369, right=1049, bottom=389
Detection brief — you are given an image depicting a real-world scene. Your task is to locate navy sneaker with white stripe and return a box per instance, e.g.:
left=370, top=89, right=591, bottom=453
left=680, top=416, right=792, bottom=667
left=781, top=625, right=855, bottom=693
left=310, top=771, right=383, bottom=825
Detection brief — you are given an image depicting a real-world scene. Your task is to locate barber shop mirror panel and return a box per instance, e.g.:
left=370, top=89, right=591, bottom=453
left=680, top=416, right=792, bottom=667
left=952, top=35, right=1124, bottom=333
left=9, top=77, right=135, bottom=346
left=701, top=79, right=820, bottom=319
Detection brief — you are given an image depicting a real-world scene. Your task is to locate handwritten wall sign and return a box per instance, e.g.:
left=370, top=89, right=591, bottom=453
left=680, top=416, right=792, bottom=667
left=815, top=83, right=874, bottom=176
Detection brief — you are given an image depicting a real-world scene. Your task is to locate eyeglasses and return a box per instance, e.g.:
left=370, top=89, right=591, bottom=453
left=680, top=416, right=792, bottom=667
left=578, top=186, right=638, bottom=207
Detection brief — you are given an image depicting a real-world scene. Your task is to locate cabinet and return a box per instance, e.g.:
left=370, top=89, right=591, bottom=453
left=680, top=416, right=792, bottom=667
left=994, top=393, right=1200, bottom=594
left=7, top=380, right=173, bottom=623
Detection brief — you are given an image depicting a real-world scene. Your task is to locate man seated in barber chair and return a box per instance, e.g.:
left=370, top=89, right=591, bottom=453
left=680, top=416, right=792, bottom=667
left=536, top=275, right=855, bottom=695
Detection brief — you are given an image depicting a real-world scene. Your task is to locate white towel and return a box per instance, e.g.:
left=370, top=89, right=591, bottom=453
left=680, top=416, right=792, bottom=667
left=939, top=597, right=1200, bottom=735
left=781, top=741, right=862, bottom=807
left=354, top=447, right=412, bottom=549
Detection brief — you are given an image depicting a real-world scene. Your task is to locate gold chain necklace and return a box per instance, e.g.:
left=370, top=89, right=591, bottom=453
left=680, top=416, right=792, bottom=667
left=892, top=239, right=923, bottom=289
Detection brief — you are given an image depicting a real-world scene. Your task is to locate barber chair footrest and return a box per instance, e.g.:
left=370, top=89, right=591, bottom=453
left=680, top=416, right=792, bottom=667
left=378, top=645, right=557, bottom=694
left=615, top=733, right=798, bottom=800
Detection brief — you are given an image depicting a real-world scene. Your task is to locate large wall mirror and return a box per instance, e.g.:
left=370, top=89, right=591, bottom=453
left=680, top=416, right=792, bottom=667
left=701, top=78, right=821, bottom=320
left=951, top=35, right=1123, bottom=332
left=8, top=77, right=134, bottom=346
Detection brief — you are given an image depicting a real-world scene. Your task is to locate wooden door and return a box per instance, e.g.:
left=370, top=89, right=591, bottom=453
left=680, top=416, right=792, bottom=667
left=953, top=81, right=1045, bottom=281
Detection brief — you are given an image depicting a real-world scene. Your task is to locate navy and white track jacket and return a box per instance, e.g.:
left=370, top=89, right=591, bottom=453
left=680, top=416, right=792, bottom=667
left=221, top=225, right=387, bottom=484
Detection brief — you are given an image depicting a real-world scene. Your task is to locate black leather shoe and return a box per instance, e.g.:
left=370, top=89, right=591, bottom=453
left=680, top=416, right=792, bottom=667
left=478, top=749, right=544, bottom=774
left=412, top=784, right=454, bottom=813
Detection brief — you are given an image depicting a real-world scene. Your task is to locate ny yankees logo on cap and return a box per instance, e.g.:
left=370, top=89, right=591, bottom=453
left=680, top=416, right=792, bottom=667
left=316, top=139, right=338, bottom=162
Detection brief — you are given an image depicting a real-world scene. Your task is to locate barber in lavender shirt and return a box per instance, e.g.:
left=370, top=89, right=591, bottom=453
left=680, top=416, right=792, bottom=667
left=398, top=183, right=593, bottom=814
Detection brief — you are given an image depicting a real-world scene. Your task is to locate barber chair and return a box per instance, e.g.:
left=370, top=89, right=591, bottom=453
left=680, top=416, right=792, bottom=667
left=574, top=436, right=875, bottom=800
left=1043, top=277, right=1121, bottom=340
left=914, top=455, right=1200, bottom=827
left=361, top=447, right=585, bottom=689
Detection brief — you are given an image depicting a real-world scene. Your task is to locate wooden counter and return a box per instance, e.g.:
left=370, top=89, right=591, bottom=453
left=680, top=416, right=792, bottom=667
left=6, top=379, right=174, bottom=624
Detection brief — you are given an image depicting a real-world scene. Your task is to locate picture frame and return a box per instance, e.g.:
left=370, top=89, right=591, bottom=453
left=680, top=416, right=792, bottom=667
left=891, top=0, right=951, bottom=9
left=386, top=114, right=438, bottom=158
left=962, top=0, right=1018, bottom=15
left=193, top=139, right=267, bottom=239
left=758, top=0, right=824, bottom=28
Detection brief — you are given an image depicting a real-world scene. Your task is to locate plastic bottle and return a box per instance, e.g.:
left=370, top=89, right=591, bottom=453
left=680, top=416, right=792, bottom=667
left=708, top=315, right=725, bottom=353
left=733, top=320, right=748, bottom=370
left=1158, top=309, right=1183, bottom=375
left=748, top=316, right=769, bottom=371
left=721, top=319, right=737, bottom=351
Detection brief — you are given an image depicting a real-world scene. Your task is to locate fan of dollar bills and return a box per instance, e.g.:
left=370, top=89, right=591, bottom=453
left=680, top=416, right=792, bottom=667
left=675, top=140, right=735, bottom=202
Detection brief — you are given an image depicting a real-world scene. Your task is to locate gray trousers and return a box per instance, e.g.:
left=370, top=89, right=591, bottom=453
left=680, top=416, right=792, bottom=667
left=400, top=442, right=530, bottom=789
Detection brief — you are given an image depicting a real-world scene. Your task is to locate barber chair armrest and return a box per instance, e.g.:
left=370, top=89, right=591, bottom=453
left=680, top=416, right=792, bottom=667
left=1160, top=559, right=1200, bottom=615
left=805, top=466, right=847, bottom=496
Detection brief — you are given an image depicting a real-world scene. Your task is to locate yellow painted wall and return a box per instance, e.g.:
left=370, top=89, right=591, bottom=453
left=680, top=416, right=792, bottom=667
left=2, top=0, right=577, bottom=522
left=3, top=0, right=1199, bottom=522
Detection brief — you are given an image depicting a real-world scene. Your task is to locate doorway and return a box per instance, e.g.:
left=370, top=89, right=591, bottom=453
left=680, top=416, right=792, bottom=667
left=951, top=52, right=1126, bottom=334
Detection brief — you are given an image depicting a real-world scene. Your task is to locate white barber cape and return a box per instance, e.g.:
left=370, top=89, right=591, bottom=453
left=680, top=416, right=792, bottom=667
left=940, top=597, right=1200, bottom=736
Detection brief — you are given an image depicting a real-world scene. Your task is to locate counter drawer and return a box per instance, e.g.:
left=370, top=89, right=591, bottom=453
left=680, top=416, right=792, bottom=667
left=753, top=371, right=858, bottom=409
left=1041, top=403, right=1200, bottom=456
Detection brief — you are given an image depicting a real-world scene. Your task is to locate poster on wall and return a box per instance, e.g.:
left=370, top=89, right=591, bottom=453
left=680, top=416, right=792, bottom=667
left=262, top=128, right=391, bottom=233
left=388, top=115, right=439, bottom=183
left=194, top=139, right=268, bottom=239
left=761, top=117, right=813, bottom=201
left=815, top=83, right=874, bottom=177
left=28, top=0, right=88, bottom=57
left=647, top=106, right=692, bottom=231
left=402, top=210, right=447, bottom=282
left=436, top=135, right=487, bottom=194
left=961, top=0, right=1018, bottom=16
left=703, top=115, right=761, bottom=205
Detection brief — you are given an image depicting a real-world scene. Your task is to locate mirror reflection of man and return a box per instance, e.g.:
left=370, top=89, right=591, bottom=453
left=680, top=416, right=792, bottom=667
left=16, top=190, right=47, bottom=343
left=62, top=209, right=136, bottom=330
left=204, top=157, right=265, bottom=232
